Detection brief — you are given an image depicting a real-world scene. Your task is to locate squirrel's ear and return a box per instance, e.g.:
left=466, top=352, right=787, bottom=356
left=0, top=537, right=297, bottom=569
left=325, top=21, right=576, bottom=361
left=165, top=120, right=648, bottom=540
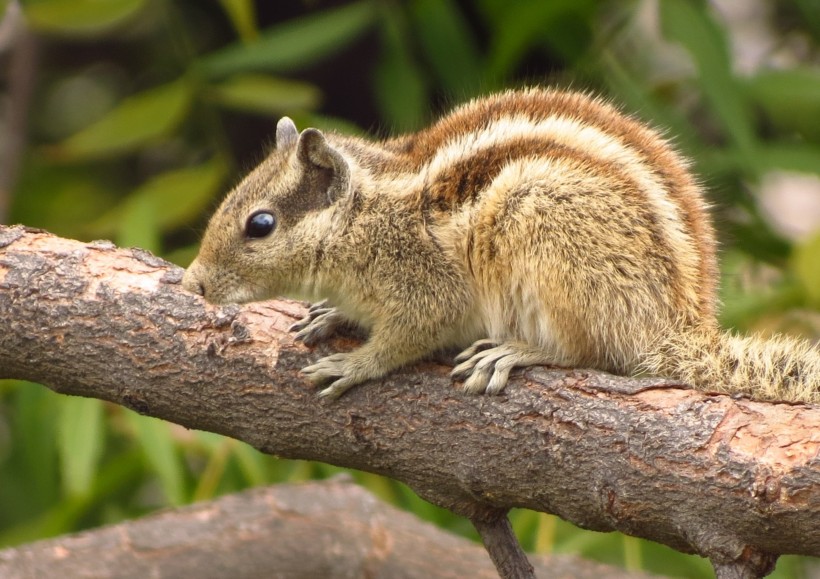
left=297, top=128, right=336, bottom=169
left=297, top=128, right=351, bottom=203
left=276, top=117, right=299, bottom=149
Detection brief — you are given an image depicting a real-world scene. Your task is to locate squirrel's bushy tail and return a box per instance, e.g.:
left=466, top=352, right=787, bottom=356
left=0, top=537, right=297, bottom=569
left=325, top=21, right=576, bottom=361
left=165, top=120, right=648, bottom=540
left=642, top=328, right=820, bottom=404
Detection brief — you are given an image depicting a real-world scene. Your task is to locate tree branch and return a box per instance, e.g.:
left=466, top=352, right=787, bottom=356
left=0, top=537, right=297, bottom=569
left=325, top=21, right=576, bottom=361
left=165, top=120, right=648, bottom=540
left=473, top=510, right=536, bottom=579
left=1, top=225, right=819, bottom=578
left=0, top=478, right=651, bottom=579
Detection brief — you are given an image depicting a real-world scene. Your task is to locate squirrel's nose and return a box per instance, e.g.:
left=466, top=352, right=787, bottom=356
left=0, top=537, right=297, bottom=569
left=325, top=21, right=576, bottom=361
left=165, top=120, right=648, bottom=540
left=181, top=263, right=207, bottom=297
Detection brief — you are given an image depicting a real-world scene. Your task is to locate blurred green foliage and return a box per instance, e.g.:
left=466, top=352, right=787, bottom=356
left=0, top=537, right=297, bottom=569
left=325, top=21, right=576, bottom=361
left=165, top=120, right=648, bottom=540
left=1, top=1, right=819, bottom=577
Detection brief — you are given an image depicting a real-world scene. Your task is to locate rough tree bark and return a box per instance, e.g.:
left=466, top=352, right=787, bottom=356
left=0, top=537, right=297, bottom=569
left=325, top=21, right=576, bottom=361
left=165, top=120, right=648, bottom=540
left=0, top=478, right=654, bottom=579
left=1, top=225, right=818, bottom=579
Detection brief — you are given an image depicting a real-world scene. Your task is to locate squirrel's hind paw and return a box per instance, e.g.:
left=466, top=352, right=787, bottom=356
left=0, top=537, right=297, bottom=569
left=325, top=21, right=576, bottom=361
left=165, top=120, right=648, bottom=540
left=452, top=341, right=554, bottom=395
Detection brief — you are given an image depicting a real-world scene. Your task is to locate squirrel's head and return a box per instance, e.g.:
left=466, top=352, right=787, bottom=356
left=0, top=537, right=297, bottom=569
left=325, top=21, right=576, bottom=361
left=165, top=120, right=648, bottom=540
left=182, top=117, right=352, bottom=304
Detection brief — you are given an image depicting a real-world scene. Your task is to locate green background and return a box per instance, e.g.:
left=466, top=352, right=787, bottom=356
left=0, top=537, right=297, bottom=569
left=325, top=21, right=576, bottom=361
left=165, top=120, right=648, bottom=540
left=1, top=1, right=819, bottom=577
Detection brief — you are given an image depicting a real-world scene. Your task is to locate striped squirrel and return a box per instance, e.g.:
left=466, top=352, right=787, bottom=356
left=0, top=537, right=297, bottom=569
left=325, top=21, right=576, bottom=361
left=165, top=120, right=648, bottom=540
left=183, top=87, right=820, bottom=402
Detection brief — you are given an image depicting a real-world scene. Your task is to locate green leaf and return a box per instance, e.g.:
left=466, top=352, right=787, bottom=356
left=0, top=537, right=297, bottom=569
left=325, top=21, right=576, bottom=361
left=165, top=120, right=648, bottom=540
left=57, top=397, right=105, bottom=497
left=754, top=144, right=820, bottom=176
left=703, top=144, right=820, bottom=177
left=795, top=0, right=820, bottom=43
left=487, top=2, right=563, bottom=80
left=660, top=0, right=756, bottom=159
left=163, top=244, right=200, bottom=268
left=48, top=79, right=192, bottom=161
left=22, top=0, right=146, bottom=38
left=198, top=1, right=375, bottom=78
left=230, top=442, right=267, bottom=487
left=128, top=159, right=226, bottom=232
left=638, top=538, right=714, bottom=578
left=299, top=114, right=363, bottom=136
left=88, top=158, right=227, bottom=244
left=534, top=512, right=557, bottom=553
left=11, top=384, right=60, bottom=507
left=126, top=412, right=187, bottom=506
left=599, top=51, right=698, bottom=153
left=745, top=68, right=820, bottom=142
left=373, top=3, right=428, bottom=131
left=793, top=230, right=820, bottom=307
left=474, top=0, right=509, bottom=23
left=191, top=434, right=232, bottom=502
left=487, top=0, right=595, bottom=79
left=217, top=0, right=258, bottom=42
left=410, top=0, right=482, bottom=95
left=0, top=448, right=143, bottom=548
left=11, top=156, right=121, bottom=239
left=207, top=74, right=321, bottom=116
left=118, top=193, right=161, bottom=251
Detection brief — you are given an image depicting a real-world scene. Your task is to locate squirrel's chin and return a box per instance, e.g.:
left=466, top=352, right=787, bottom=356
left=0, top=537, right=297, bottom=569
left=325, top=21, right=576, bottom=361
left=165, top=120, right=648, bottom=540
left=206, top=286, right=267, bottom=306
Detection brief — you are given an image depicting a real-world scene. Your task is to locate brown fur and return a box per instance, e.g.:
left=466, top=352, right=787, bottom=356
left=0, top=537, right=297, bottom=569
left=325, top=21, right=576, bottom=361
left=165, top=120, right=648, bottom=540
left=183, top=88, right=819, bottom=402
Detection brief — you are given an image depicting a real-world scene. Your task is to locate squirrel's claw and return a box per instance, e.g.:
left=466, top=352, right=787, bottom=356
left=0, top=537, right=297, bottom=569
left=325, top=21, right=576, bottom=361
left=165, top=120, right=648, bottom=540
left=453, top=339, right=499, bottom=364
left=308, top=299, right=330, bottom=312
left=290, top=303, right=345, bottom=346
left=302, top=353, right=347, bottom=382
left=318, top=377, right=359, bottom=399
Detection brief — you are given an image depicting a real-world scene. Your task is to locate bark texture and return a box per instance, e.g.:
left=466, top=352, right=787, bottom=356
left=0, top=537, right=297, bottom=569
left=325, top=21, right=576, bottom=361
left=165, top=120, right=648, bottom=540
left=1, top=225, right=819, bottom=577
left=0, top=478, right=651, bottom=579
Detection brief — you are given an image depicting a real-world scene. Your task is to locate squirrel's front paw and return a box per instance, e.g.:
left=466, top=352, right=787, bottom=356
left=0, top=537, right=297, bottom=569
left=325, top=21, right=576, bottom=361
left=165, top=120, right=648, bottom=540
left=302, top=353, right=364, bottom=399
left=289, top=301, right=346, bottom=346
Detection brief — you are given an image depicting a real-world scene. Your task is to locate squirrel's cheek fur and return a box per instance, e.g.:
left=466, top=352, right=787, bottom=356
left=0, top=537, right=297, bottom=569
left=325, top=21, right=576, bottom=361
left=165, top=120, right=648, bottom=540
left=181, top=257, right=257, bottom=305
left=184, top=87, right=820, bottom=402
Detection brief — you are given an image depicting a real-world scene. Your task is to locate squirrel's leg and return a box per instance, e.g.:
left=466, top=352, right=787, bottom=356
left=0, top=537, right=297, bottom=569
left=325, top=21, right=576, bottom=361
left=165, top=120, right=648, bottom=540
left=452, top=341, right=557, bottom=395
left=289, top=301, right=350, bottom=346
left=302, top=232, right=473, bottom=398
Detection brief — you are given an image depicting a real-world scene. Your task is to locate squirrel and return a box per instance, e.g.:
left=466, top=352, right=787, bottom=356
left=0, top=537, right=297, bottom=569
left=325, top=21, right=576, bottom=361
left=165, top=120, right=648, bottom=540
left=182, top=87, right=820, bottom=403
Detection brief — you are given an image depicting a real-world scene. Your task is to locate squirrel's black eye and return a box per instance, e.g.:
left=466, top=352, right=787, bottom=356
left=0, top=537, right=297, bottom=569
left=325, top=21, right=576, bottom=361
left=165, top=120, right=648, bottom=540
left=245, top=211, right=276, bottom=239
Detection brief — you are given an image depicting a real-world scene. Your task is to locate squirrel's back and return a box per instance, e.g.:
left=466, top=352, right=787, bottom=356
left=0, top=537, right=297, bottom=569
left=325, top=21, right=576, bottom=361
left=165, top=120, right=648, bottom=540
left=369, top=88, right=716, bottom=313
left=335, top=89, right=714, bottom=366
left=335, top=88, right=819, bottom=401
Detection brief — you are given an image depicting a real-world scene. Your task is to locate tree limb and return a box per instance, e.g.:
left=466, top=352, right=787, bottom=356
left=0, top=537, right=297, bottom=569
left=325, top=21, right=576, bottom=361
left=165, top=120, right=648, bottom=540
left=1, top=225, right=819, bottom=578
left=0, top=478, right=652, bottom=579
left=472, top=510, right=536, bottom=579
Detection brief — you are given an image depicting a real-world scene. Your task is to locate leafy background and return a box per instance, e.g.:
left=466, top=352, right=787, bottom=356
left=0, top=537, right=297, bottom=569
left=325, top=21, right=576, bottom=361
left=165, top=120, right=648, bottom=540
left=1, top=0, right=819, bottom=577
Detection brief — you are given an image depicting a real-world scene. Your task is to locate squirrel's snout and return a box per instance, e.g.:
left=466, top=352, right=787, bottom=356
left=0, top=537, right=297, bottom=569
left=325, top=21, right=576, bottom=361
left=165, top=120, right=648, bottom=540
left=181, top=261, right=207, bottom=297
